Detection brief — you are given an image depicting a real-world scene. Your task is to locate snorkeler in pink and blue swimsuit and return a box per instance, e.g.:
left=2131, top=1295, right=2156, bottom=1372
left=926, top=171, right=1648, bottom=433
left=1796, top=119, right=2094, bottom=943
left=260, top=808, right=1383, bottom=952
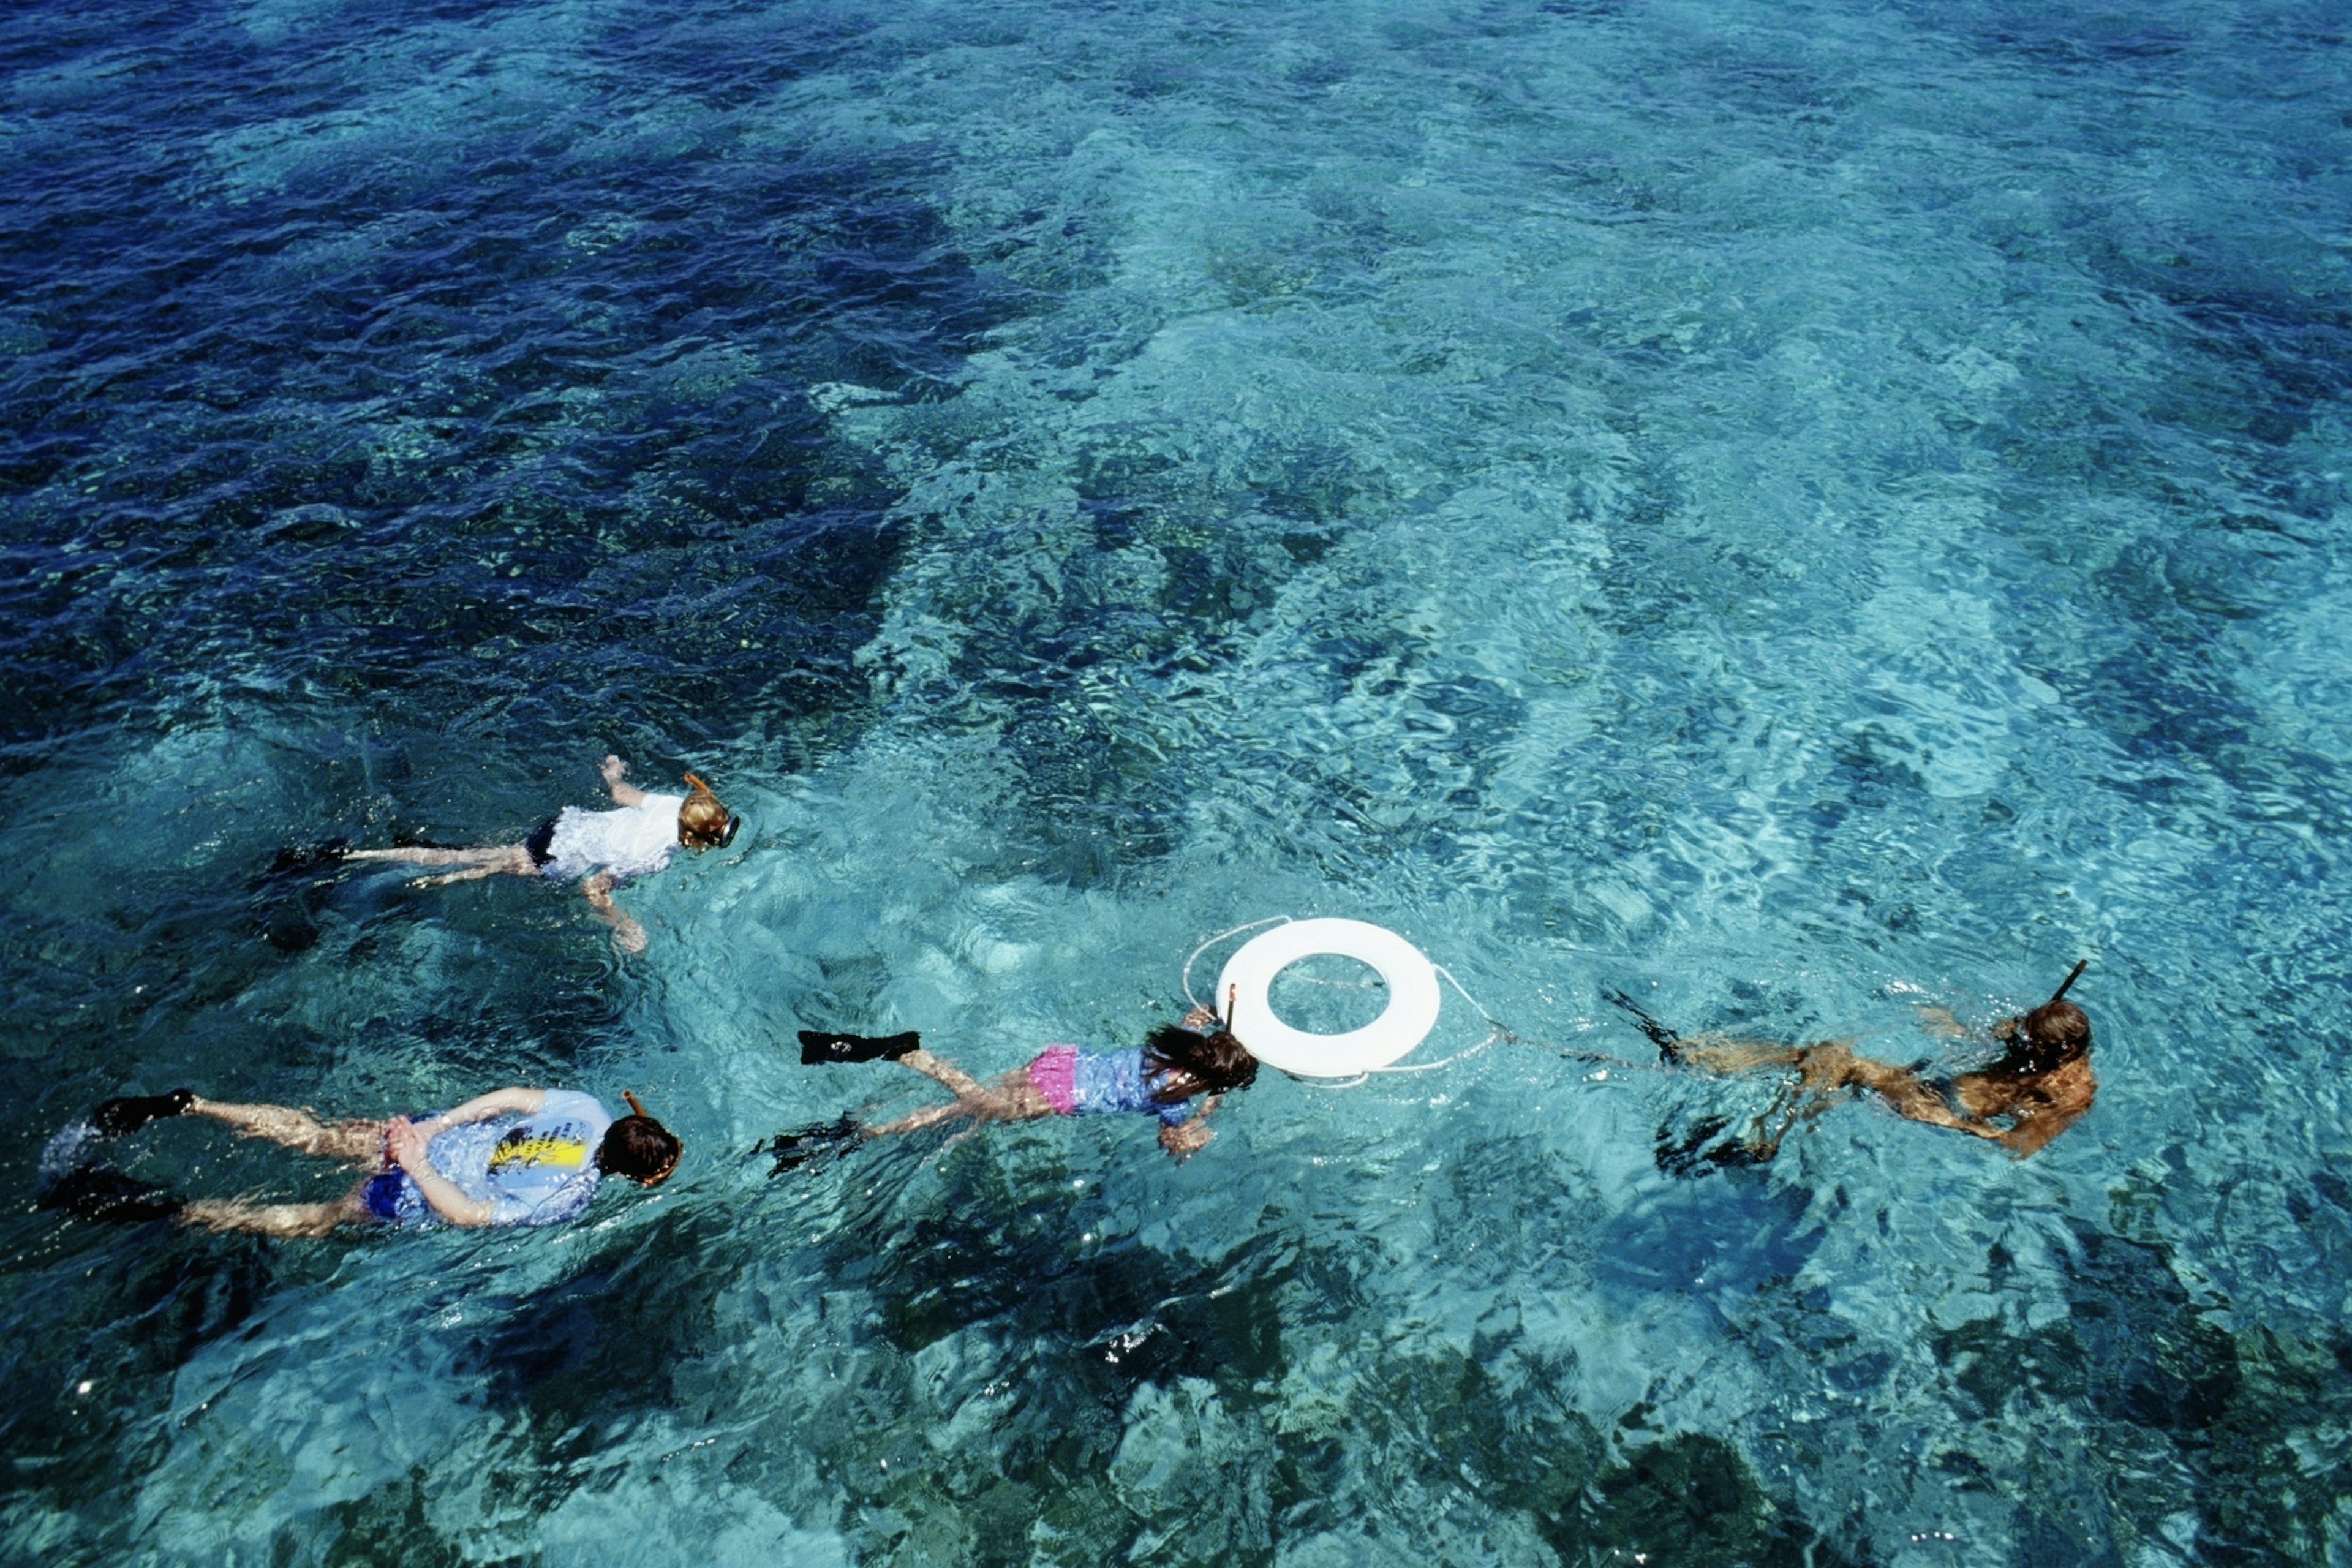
left=1020, top=1044, right=1200, bottom=1128
left=771, top=1009, right=1258, bottom=1169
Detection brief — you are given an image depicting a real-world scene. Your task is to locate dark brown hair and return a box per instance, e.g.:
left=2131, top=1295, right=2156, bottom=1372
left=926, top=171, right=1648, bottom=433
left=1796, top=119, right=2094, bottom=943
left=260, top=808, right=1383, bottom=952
left=1142, top=1023, right=1259, bottom=1101
left=599, top=1115, right=682, bottom=1185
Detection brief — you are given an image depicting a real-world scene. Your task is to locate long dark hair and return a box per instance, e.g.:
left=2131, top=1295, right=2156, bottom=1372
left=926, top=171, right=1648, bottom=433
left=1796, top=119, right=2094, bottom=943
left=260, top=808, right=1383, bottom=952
left=1142, top=1023, right=1259, bottom=1102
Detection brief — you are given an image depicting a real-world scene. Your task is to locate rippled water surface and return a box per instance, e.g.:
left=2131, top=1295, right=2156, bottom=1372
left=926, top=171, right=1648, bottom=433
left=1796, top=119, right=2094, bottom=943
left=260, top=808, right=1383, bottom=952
left=4, top=0, right=2350, bottom=1561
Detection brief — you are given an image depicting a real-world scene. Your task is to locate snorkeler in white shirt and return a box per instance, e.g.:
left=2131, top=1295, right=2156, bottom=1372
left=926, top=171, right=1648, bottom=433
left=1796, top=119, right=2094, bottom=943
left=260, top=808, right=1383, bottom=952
left=344, top=754, right=738, bottom=951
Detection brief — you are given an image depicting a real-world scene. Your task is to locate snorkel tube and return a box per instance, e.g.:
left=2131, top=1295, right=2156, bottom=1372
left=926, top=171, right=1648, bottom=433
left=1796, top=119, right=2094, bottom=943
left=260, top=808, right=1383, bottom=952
left=2045, top=958, right=2089, bottom=1008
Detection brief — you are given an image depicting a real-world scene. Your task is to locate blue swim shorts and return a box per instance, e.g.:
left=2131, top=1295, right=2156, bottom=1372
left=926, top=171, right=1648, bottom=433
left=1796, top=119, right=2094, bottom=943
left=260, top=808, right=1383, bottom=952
left=361, top=1169, right=428, bottom=1226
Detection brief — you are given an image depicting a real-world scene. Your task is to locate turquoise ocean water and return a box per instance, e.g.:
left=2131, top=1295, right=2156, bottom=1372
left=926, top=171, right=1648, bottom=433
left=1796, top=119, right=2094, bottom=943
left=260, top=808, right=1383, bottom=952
left=3, top=0, right=2350, bottom=1561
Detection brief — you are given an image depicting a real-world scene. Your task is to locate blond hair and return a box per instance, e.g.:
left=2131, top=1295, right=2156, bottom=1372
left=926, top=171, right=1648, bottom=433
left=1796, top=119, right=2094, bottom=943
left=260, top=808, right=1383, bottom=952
left=678, top=772, right=733, bottom=847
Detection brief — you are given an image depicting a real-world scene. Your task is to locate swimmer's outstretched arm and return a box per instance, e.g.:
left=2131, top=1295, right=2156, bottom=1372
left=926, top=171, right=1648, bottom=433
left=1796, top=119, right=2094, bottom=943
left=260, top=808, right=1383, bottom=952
left=1887, top=1095, right=2011, bottom=1142
left=1981, top=1058, right=2095, bottom=1157
left=1158, top=1095, right=1221, bottom=1161
left=1996, top=1113, right=2074, bottom=1158
left=1161, top=1005, right=1227, bottom=1160
left=409, top=1088, right=545, bottom=1138
left=385, top=1118, right=493, bottom=1226
left=581, top=870, right=648, bottom=953
left=600, top=753, right=650, bottom=809
left=1833, top=1057, right=2020, bottom=1147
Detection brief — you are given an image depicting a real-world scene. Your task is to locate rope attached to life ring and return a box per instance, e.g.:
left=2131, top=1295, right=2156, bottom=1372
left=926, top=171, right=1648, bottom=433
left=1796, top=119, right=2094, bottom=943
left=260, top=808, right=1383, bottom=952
left=1180, top=916, right=1291, bottom=1014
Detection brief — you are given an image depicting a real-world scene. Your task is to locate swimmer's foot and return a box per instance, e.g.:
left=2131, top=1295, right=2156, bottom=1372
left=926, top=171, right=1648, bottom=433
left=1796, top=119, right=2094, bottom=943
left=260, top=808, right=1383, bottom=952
left=1606, top=989, right=1686, bottom=1062
left=91, top=1089, right=196, bottom=1139
left=764, top=1115, right=866, bottom=1175
left=798, top=1030, right=921, bottom=1066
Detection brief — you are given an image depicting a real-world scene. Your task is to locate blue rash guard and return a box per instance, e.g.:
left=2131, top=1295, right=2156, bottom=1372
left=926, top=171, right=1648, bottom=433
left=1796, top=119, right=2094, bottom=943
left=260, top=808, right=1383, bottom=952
left=1069, top=1050, right=1196, bottom=1127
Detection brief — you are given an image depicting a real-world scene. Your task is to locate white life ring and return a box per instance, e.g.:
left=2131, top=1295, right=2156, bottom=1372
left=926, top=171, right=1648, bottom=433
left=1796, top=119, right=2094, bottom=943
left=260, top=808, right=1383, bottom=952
left=1215, top=918, right=1442, bottom=1077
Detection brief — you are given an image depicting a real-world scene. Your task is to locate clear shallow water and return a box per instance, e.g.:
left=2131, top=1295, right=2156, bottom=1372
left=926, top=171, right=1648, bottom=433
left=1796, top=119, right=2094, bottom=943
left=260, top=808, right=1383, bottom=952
left=2, top=0, right=2349, bottom=1561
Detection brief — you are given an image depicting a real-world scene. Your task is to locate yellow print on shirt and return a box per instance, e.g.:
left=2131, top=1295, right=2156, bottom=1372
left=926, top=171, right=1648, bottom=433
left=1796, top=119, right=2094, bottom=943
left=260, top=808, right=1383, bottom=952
left=491, top=1132, right=589, bottom=1172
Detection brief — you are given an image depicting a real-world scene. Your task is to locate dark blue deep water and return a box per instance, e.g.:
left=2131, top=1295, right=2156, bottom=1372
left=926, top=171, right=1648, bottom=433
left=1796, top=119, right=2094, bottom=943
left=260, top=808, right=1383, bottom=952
left=4, top=0, right=2350, bottom=1562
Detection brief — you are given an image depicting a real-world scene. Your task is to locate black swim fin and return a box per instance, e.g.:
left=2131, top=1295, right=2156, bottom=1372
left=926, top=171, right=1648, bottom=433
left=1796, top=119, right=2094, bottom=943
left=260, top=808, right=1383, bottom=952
left=1655, top=1115, right=1729, bottom=1178
left=1605, top=990, right=1686, bottom=1062
left=798, top=1030, right=921, bottom=1066
left=90, top=1089, right=196, bottom=1139
left=261, top=840, right=354, bottom=880
left=764, top=1115, right=867, bottom=1175
left=38, top=1164, right=183, bottom=1223
left=36, top=1122, right=183, bottom=1223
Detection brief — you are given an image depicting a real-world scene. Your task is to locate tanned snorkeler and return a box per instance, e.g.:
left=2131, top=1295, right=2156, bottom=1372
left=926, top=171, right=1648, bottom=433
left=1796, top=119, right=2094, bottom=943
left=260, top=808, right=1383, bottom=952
left=1615, top=960, right=2096, bottom=1162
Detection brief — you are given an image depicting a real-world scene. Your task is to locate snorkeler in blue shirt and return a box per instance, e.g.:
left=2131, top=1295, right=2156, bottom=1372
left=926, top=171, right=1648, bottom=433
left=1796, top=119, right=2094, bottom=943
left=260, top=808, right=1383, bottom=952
left=39, top=1085, right=680, bottom=1235
left=769, top=1005, right=1258, bottom=1170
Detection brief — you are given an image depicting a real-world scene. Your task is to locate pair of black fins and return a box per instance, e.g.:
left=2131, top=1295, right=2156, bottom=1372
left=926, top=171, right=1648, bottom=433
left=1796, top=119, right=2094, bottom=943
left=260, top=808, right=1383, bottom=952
left=37, top=1090, right=197, bottom=1223
left=761, top=1030, right=921, bottom=1174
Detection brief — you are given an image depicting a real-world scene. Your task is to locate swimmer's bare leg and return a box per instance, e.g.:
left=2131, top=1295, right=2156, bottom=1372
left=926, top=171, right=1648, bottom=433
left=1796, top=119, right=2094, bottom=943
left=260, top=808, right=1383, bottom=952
left=868, top=1070, right=1051, bottom=1136
left=413, top=846, right=536, bottom=887
left=1733, top=1041, right=1870, bottom=1157
left=182, top=1186, right=369, bottom=1237
left=187, top=1097, right=385, bottom=1164
left=1675, top=1033, right=1807, bottom=1074
left=345, top=845, right=517, bottom=870
left=869, top=1099, right=984, bottom=1137
left=970, top=1068, right=1053, bottom=1120
left=895, top=1050, right=985, bottom=1098
left=344, top=846, right=467, bottom=864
